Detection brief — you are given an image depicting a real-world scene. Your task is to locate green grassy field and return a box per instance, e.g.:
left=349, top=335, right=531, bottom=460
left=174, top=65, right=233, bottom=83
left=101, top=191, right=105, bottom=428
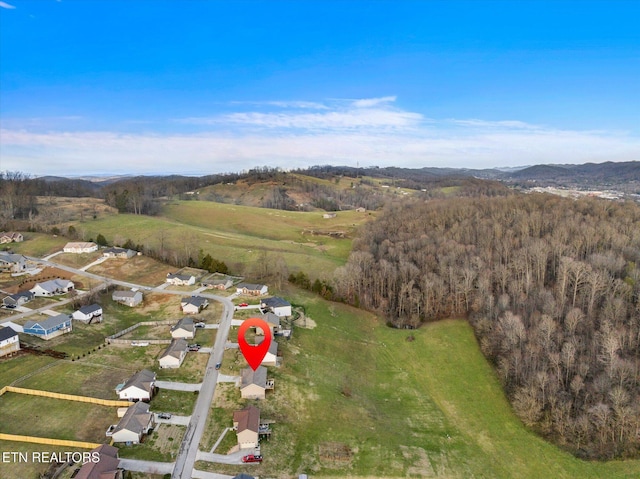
left=73, top=201, right=371, bottom=277
left=6, top=233, right=68, bottom=257
left=198, top=290, right=640, bottom=478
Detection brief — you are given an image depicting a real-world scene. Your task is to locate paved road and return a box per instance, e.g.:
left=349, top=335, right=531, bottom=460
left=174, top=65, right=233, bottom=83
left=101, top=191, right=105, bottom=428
left=171, top=294, right=235, bottom=479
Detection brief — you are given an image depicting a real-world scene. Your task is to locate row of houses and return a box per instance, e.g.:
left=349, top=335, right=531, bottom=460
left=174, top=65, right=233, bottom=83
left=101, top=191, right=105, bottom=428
left=62, top=242, right=138, bottom=258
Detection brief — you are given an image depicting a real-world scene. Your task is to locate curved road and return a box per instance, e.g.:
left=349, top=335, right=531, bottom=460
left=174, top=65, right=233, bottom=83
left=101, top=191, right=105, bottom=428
left=5, top=255, right=239, bottom=478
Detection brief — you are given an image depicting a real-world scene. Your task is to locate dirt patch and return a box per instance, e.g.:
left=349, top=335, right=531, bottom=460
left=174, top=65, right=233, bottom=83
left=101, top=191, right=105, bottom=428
left=150, top=424, right=185, bottom=459
left=295, top=312, right=317, bottom=329
left=318, top=442, right=354, bottom=467
left=4, top=266, right=78, bottom=294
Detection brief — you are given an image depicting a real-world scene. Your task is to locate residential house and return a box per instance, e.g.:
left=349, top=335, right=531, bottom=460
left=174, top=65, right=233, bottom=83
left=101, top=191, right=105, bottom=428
left=170, top=317, right=195, bottom=339
left=255, top=312, right=280, bottom=336
left=63, top=242, right=98, bottom=253
left=202, top=277, right=233, bottom=290
left=103, top=247, right=136, bottom=259
left=110, top=401, right=154, bottom=444
left=71, top=304, right=103, bottom=323
left=0, top=232, right=24, bottom=243
left=75, top=444, right=122, bottom=479
left=2, top=291, right=34, bottom=308
left=261, top=296, right=292, bottom=317
left=240, top=366, right=274, bottom=400
left=261, top=340, right=279, bottom=366
left=236, top=283, right=268, bottom=296
left=23, top=314, right=72, bottom=340
left=180, top=296, right=209, bottom=314
left=0, top=252, right=27, bottom=273
left=233, top=405, right=260, bottom=449
left=323, top=212, right=337, bottom=219
left=166, top=273, right=196, bottom=286
left=117, top=369, right=156, bottom=402
left=0, top=326, right=20, bottom=358
left=30, top=278, right=74, bottom=297
left=158, top=338, right=188, bottom=368
left=355, top=207, right=366, bottom=213
left=112, top=290, right=143, bottom=307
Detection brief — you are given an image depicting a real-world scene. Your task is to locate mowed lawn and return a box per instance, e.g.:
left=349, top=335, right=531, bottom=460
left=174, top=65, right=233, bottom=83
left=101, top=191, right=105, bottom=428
left=76, top=201, right=372, bottom=276
left=200, top=291, right=640, bottom=479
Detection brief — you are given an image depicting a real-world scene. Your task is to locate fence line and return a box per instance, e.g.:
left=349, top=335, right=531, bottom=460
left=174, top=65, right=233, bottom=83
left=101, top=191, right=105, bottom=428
left=106, top=320, right=174, bottom=341
left=0, top=433, right=102, bottom=449
left=1, top=386, right=131, bottom=407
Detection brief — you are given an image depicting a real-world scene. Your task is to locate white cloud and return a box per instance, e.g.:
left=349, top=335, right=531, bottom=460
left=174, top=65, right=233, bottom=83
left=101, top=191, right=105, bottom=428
left=0, top=1, right=16, bottom=9
left=351, top=96, right=397, bottom=108
left=1, top=97, right=638, bottom=175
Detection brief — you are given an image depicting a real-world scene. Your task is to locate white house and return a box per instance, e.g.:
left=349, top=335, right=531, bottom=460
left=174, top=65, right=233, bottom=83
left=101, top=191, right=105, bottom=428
left=236, top=282, right=268, bottom=296
left=261, top=296, right=292, bottom=317
left=180, top=296, right=209, bottom=314
left=110, top=401, right=154, bottom=444
left=0, top=326, right=20, bottom=358
left=112, top=290, right=143, bottom=307
left=159, top=338, right=188, bottom=368
left=30, top=279, right=74, bottom=297
left=117, top=369, right=156, bottom=402
left=261, top=340, right=279, bottom=366
left=72, top=304, right=103, bottom=323
left=166, top=273, right=196, bottom=286
left=0, top=252, right=28, bottom=273
left=170, top=317, right=195, bottom=339
left=63, top=242, right=98, bottom=253
left=233, top=405, right=260, bottom=450
left=103, top=247, right=136, bottom=259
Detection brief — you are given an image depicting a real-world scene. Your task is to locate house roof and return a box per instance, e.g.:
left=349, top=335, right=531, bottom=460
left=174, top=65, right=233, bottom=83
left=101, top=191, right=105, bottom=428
left=167, top=273, right=194, bottom=281
left=32, top=278, right=73, bottom=293
left=104, top=246, right=134, bottom=254
left=0, top=252, right=25, bottom=264
left=267, top=340, right=278, bottom=355
left=113, top=290, right=141, bottom=299
left=261, top=312, right=280, bottom=327
left=0, top=326, right=18, bottom=342
left=241, top=366, right=267, bottom=389
left=77, top=303, right=102, bottom=315
left=171, top=317, right=194, bottom=333
left=160, top=338, right=188, bottom=360
left=75, top=444, right=119, bottom=479
left=6, top=291, right=34, bottom=301
left=261, top=296, right=291, bottom=308
left=121, top=369, right=156, bottom=393
left=24, top=314, right=69, bottom=331
left=64, top=241, right=97, bottom=249
left=0, top=232, right=23, bottom=240
left=181, top=296, right=208, bottom=308
left=233, top=405, right=260, bottom=433
left=113, top=401, right=152, bottom=435
left=237, top=282, right=266, bottom=291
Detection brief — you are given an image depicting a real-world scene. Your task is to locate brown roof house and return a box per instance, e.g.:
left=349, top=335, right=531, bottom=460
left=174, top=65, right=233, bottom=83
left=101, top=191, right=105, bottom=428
left=0, top=232, right=24, bottom=243
left=117, top=369, right=156, bottom=402
left=240, top=366, right=274, bottom=400
left=158, top=338, right=188, bottom=369
left=236, top=282, right=268, bottom=296
left=108, top=401, right=154, bottom=444
left=75, top=444, right=122, bottom=479
left=233, top=405, right=260, bottom=450
left=170, top=317, right=195, bottom=339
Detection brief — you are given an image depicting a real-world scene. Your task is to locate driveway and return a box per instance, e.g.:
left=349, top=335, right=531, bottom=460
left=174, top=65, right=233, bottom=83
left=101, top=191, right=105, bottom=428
left=118, top=459, right=174, bottom=475
left=154, top=414, right=191, bottom=426
left=195, top=449, right=246, bottom=465
left=80, top=256, right=108, bottom=271
left=156, top=380, right=202, bottom=392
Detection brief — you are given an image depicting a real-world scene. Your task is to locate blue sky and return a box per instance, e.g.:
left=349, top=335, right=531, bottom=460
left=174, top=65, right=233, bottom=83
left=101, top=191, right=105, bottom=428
left=0, top=0, right=638, bottom=176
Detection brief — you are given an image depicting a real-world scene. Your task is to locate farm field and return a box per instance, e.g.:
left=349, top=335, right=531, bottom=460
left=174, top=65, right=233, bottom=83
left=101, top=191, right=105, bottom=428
left=4, top=232, right=69, bottom=257
left=73, top=200, right=373, bottom=277
left=197, top=290, right=640, bottom=479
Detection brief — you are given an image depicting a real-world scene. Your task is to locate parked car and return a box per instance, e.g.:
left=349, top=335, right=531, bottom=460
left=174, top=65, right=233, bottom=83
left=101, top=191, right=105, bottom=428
left=238, top=303, right=249, bottom=307
left=194, top=322, right=206, bottom=328
left=242, top=454, right=263, bottom=463
left=4, top=304, right=16, bottom=309
left=215, top=362, right=221, bottom=370
left=158, top=412, right=172, bottom=420
left=188, top=344, right=201, bottom=351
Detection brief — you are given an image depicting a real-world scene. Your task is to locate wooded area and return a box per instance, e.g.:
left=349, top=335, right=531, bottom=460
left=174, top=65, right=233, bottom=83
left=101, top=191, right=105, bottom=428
left=335, top=193, right=640, bottom=459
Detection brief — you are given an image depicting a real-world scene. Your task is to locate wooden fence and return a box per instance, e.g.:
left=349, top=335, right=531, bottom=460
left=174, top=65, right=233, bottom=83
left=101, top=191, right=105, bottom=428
left=0, top=386, right=131, bottom=407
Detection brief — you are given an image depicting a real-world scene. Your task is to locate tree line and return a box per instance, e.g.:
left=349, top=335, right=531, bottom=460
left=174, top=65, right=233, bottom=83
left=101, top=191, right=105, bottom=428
left=334, top=193, right=640, bottom=459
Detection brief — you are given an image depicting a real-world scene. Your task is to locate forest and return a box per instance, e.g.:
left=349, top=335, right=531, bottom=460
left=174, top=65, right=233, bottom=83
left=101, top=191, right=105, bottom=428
left=334, top=193, right=640, bottom=459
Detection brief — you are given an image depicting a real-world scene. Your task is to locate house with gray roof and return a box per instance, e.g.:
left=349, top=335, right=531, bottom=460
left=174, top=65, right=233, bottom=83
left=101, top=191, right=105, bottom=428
left=0, top=326, right=20, bottom=357
left=261, top=296, right=292, bottom=317
left=117, top=369, right=156, bottom=402
left=109, top=401, right=154, bottom=444
left=0, top=252, right=27, bottom=273
left=240, top=366, right=274, bottom=400
left=112, top=290, right=143, bottom=307
left=103, top=247, right=136, bottom=259
left=166, top=273, right=196, bottom=286
left=2, top=290, right=34, bottom=308
left=159, top=338, right=188, bottom=368
left=180, top=296, right=209, bottom=314
left=72, top=304, right=103, bottom=323
left=23, top=314, right=72, bottom=340
left=236, top=282, right=268, bottom=296
left=30, top=278, right=74, bottom=297
left=170, top=317, right=195, bottom=339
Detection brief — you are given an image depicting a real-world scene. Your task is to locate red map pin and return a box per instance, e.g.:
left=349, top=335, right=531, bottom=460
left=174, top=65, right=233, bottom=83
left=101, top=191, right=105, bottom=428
left=238, top=317, right=273, bottom=371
